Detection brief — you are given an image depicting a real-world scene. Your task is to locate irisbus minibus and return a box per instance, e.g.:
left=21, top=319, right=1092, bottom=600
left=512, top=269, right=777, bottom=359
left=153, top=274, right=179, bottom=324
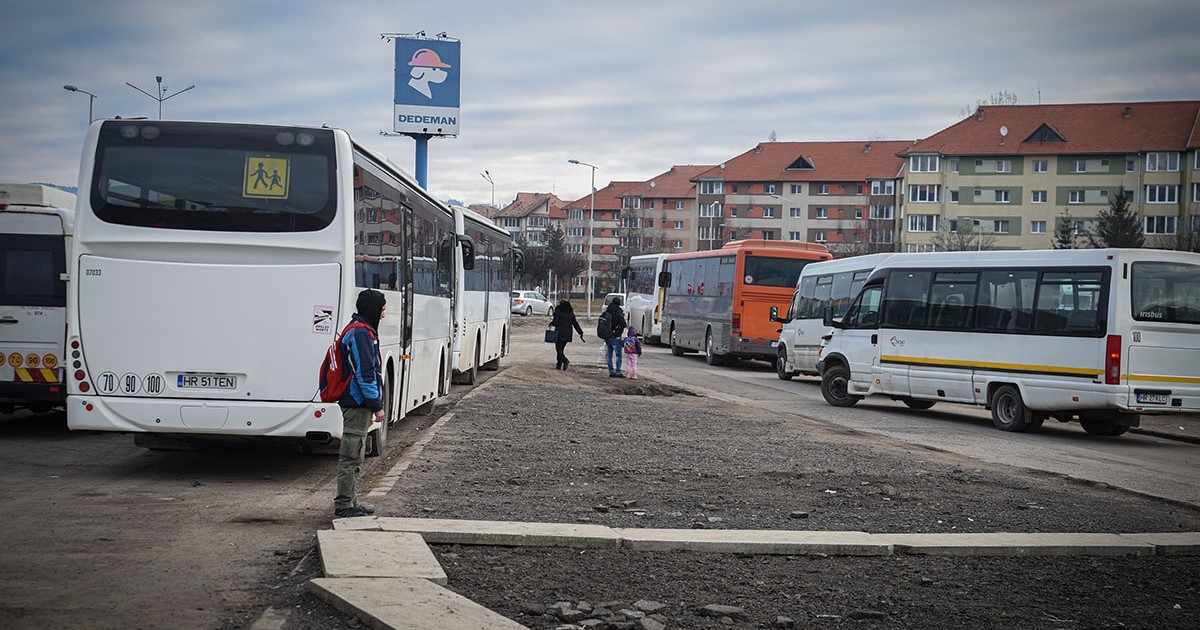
left=0, top=184, right=75, bottom=414
left=451, top=206, right=516, bottom=385
left=624, top=253, right=667, bottom=344
left=817, top=249, right=1200, bottom=436
left=663, top=239, right=832, bottom=365
left=67, top=119, right=480, bottom=454
left=772, top=253, right=893, bottom=380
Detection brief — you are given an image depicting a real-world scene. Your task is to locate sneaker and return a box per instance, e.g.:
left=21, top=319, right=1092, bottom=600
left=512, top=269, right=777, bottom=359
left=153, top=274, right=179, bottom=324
left=333, top=505, right=373, bottom=518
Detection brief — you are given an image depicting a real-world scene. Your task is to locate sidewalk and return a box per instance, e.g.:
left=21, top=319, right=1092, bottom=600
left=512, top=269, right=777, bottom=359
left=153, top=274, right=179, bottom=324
left=1135, top=413, right=1200, bottom=443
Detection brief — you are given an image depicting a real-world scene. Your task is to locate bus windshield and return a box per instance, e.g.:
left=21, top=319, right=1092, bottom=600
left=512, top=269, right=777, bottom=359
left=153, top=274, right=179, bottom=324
left=91, top=121, right=337, bottom=232
left=745, top=255, right=813, bottom=287
left=1131, top=261, right=1200, bottom=325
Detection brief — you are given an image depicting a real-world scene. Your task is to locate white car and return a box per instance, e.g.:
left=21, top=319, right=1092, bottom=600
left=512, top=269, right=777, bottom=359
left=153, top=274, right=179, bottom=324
left=511, top=290, right=553, bottom=316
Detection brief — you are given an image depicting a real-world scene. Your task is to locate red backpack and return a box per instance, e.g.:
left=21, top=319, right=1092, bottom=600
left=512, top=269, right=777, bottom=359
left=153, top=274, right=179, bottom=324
left=317, top=321, right=375, bottom=403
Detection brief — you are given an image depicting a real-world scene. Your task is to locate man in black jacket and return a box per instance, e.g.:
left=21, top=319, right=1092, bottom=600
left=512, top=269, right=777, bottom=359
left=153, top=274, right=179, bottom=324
left=601, top=296, right=628, bottom=377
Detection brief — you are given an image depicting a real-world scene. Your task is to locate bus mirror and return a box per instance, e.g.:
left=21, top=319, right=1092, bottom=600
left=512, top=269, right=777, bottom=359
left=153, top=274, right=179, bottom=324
left=458, top=235, right=476, bottom=270
left=769, top=305, right=780, bottom=322
left=512, top=249, right=524, bottom=274
left=657, top=271, right=671, bottom=288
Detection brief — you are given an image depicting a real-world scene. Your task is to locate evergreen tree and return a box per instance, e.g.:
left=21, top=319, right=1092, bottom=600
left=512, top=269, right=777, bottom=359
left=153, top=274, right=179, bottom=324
left=1087, top=186, right=1143, bottom=248
left=1053, top=208, right=1076, bottom=249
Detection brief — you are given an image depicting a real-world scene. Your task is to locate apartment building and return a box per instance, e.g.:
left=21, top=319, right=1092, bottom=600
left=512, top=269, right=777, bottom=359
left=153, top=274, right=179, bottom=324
left=691, top=141, right=911, bottom=255
left=490, top=192, right=566, bottom=245
left=898, top=101, right=1200, bottom=251
left=618, top=165, right=712, bottom=256
left=563, top=181, right=642, bottom=297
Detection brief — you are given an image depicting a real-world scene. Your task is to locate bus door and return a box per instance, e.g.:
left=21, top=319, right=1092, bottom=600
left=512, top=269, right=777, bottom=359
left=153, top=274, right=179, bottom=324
left=838, top=281, right=885, bottom=393
left=398, top=207, right=415, bottom=401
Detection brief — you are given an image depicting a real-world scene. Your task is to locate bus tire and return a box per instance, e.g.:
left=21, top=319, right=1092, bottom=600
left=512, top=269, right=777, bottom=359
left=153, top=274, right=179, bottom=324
left=990, top=385, right=1033, bottom=432
left=902, top=398, right=936, bottom=410
left=776, top=348, right=793, bottom=380
left=821, top=364, right=860, bottom=407
left=704, top=329, right=722, bottom=366
left=670, top=326, right=685, bottom=356
left=1080, top=418, right=1129, bottom=436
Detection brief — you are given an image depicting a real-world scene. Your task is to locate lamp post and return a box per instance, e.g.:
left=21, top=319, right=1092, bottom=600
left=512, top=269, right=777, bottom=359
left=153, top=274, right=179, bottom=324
left=481, top=170, right=495, bottom=207
left=568, top=159, right=597, bottom=318
left=62, top=85, right=97, bottom=123
left=126, top=75, right=195, bottom=119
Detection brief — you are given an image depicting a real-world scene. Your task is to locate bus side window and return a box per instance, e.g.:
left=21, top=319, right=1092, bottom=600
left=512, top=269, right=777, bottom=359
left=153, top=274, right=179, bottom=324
left=844, top=284, right=882, bottom=329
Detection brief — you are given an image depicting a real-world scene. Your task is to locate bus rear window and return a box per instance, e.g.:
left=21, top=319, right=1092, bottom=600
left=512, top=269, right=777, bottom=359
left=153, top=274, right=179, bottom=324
left=1131, top=261, right=1200, bottom=325
left=744, top=255, right=812, bottom=287
left=91, top=121, right=337, bottom=233
left=1, top=235, right=66, bottom=306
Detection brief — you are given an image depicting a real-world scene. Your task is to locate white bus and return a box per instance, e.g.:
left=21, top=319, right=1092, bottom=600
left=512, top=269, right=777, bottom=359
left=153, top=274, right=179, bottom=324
left=772, top=253, right=893, bottom=380
left=66, top=119, right=474, bottom=454
left=0, top=184, right=76, bottom=414
left=817, top=249, right=1200, bottom=436
left=451, top=206, right=516, bottom=385
left=623, top=253, right=667, bottom=344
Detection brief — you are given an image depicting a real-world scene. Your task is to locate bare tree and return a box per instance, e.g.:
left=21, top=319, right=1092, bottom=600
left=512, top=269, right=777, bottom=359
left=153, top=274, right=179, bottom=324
left=930, top=219, right=996, bottom=251
left=960, top=90, right=1020, bottom=119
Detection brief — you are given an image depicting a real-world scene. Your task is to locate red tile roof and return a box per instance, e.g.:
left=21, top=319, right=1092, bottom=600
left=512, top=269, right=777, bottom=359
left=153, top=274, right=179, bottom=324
left=692, top=141, right=914, bottom=183
left=902, top=101, right=1200, bottom=156
left=564, top=181, right=643, bottom=211
left=623, top=165, right=714, bottom=199
left=493, top=192, right=565, bottom=218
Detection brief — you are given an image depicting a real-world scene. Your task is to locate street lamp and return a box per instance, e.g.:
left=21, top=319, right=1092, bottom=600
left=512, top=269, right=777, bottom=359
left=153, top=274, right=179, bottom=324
left=481, top=170, right=495, bottom=207
left=62, top=85, right=97, bottom=123
left=568, top=159, right=597, bottom=318
left=126, top=75, right=195, bottom=119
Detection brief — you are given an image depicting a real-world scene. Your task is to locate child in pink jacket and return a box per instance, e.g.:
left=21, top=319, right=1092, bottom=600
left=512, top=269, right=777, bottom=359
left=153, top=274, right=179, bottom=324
left=622, top=326, right=643, bottom=379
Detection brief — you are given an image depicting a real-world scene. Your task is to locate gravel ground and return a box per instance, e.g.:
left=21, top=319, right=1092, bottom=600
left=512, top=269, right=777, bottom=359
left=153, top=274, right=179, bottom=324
left=286, top=319, right=1200, bottom=629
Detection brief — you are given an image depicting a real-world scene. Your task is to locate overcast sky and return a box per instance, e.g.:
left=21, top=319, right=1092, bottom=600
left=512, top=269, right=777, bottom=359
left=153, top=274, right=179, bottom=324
left=3, top=0, right=1198, bottom=207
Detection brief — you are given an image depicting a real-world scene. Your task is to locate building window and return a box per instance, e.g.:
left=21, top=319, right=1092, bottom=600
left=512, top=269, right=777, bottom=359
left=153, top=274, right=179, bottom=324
left=950, top=159, right=959, bottom=174
left=567, top=227, right=584, bottom=237
left=908, top=214, right=938, bottom=232
left=673, top=240, right=683, bottom=249
left=1031, top=220, right=1047, bottom=234
left=1033, top=159, right=1048, bottom=173
left=908, top=184, right=940, bottom=203
left=856, top=184, right=864, bottom=195
left=700, top=202, right=721, bottom=218
left=790, top=184, right=803, bottom=194
left=813, top=231, right=826, bottom=242
left=503, top=217, right=520, bottom=228
left=995, top=190, right=1011, bottom=203
left=1071, top=160, right=1087, bottom=173
left=815, top=207, right=828, bottom=219
left=765, top=184, right=777, bottom=194
left=729, top=206, right=738, bottom=217
left=870, top=204, right=894, bottom=219
left=1145, top=185, right=1179, bottom=204
left=1145, top=215, right=1177, bottom=235
left=763, top=207, right=775, bottom=218
left=675, top=201, right=684, bottom=210
left=788, top=231, right=803, bottom=240
left=569, top=209, right=583, bottom=221
left=993, top=220, right=1010, bottom=234
left=761, top=231, right=776, bottom=240
left=910, top=155, right=940, bottom=172
left=996, top=160, right=1012, bottom=173
left=1145, top=152, right=1179, bottom=172
left=1193, top=183, right=1200, bottom=203
left=622, top=197, right=642, bottom=210
left=674, top=220, right=683, bottom=229
left=1126, top=158, right=1136, bottom=172
left=1031, top=190, right=1047, bottom=203
left=854, top=208, right=863, bottom=219
left=870, top=180, right=894, bottom=195
left=817, top=184, right=830, bottom=195
left=1069, top=190, right=1086, bottom=204
left=699, top=180, right=723, bottom=195
left=907, top=243, right=935, bottom=253
left=950, top=189, right=960, bottom=203
left=730, top=184, right=739, bottom=194
left=789, top=207, right=802, bottom=218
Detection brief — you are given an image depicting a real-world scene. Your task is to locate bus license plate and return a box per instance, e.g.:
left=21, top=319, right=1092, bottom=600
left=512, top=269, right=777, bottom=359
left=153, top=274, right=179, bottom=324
left=177, top=374, right=237, bottom=390
left=1135, top=392, right=1169, bottom=404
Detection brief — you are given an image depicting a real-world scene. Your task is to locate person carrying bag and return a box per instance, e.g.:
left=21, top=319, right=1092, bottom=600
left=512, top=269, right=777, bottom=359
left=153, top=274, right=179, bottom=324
left=548, top=299, right=585, bottom=370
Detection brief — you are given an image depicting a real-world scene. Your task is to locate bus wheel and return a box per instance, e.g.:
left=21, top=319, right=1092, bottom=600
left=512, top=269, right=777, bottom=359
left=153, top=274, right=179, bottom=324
left=821, top=364, right=860, bottom=407
left=1081, top=418, right=1129, bottom=436
left=704, top=330, right=722, bottom=366
left=902, top=398, right=936, bottom=410
left=776, top=349, right=793, bottom=380
left=670, top=326, right=685, bottom=357
left=990, top=385, right=1033, bottom=432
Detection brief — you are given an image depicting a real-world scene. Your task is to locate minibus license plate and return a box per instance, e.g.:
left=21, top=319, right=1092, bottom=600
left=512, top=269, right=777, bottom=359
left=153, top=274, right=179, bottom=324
left=177, top=374, right=237, bottom=390
left=1136, top=392, right=1169, bottom=404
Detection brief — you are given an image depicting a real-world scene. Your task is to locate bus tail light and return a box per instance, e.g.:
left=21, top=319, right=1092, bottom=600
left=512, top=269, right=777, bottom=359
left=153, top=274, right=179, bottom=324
left=731, top=313, right=741, bottom=335
left=1105, top=335, right=1122, bottom=385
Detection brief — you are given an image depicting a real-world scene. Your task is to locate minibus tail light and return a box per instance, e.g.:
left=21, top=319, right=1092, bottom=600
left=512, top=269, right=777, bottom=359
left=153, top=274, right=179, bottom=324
left=1105, top=335, right=1122, bottom=385
left=731, top=312, right=741, bottom=335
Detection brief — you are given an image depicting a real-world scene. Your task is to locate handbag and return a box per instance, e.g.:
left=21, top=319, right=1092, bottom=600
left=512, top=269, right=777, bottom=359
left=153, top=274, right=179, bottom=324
left=544, top=329, right=558, bottom=343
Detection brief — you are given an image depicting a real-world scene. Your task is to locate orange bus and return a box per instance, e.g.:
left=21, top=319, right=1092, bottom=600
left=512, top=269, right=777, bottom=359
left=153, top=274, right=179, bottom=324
left=663, top=239, right=832, bottom=366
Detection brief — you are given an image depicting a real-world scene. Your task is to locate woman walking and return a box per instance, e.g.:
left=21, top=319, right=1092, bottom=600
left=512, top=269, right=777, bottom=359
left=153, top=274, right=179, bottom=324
left=549, top=299, right=586, bottom=369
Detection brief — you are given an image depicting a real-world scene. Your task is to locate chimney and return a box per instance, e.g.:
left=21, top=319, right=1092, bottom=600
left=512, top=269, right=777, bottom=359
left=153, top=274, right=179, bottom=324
left=976, top=107, right=985, bottom=121
left=1123, top=106, right=1132, bottom=119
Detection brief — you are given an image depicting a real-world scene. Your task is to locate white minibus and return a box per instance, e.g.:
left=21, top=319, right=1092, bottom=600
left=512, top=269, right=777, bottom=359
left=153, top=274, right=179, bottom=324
left=66, top=120, right=476, bottom=454
left=0, top=184, right=76, bottom=414
left=624, top=253, right=667, bottom=343
left=451, top=206, right=516, bottom=385
left=772, top=253, right=892, bottom=379
left=817, top=249, right=1200, bottom=436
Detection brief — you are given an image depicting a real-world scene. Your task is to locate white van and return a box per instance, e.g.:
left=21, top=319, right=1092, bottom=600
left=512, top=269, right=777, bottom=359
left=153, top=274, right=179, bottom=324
left=0, top=184, right=76, bottom=414
left=816, top=249, right=1200, bottom=437
left=772, top=253, right=892, bottom=379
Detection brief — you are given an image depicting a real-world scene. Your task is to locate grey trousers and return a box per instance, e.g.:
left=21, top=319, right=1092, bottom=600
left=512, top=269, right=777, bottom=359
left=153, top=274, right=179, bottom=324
left=334, top=406, right=373, bottom=509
